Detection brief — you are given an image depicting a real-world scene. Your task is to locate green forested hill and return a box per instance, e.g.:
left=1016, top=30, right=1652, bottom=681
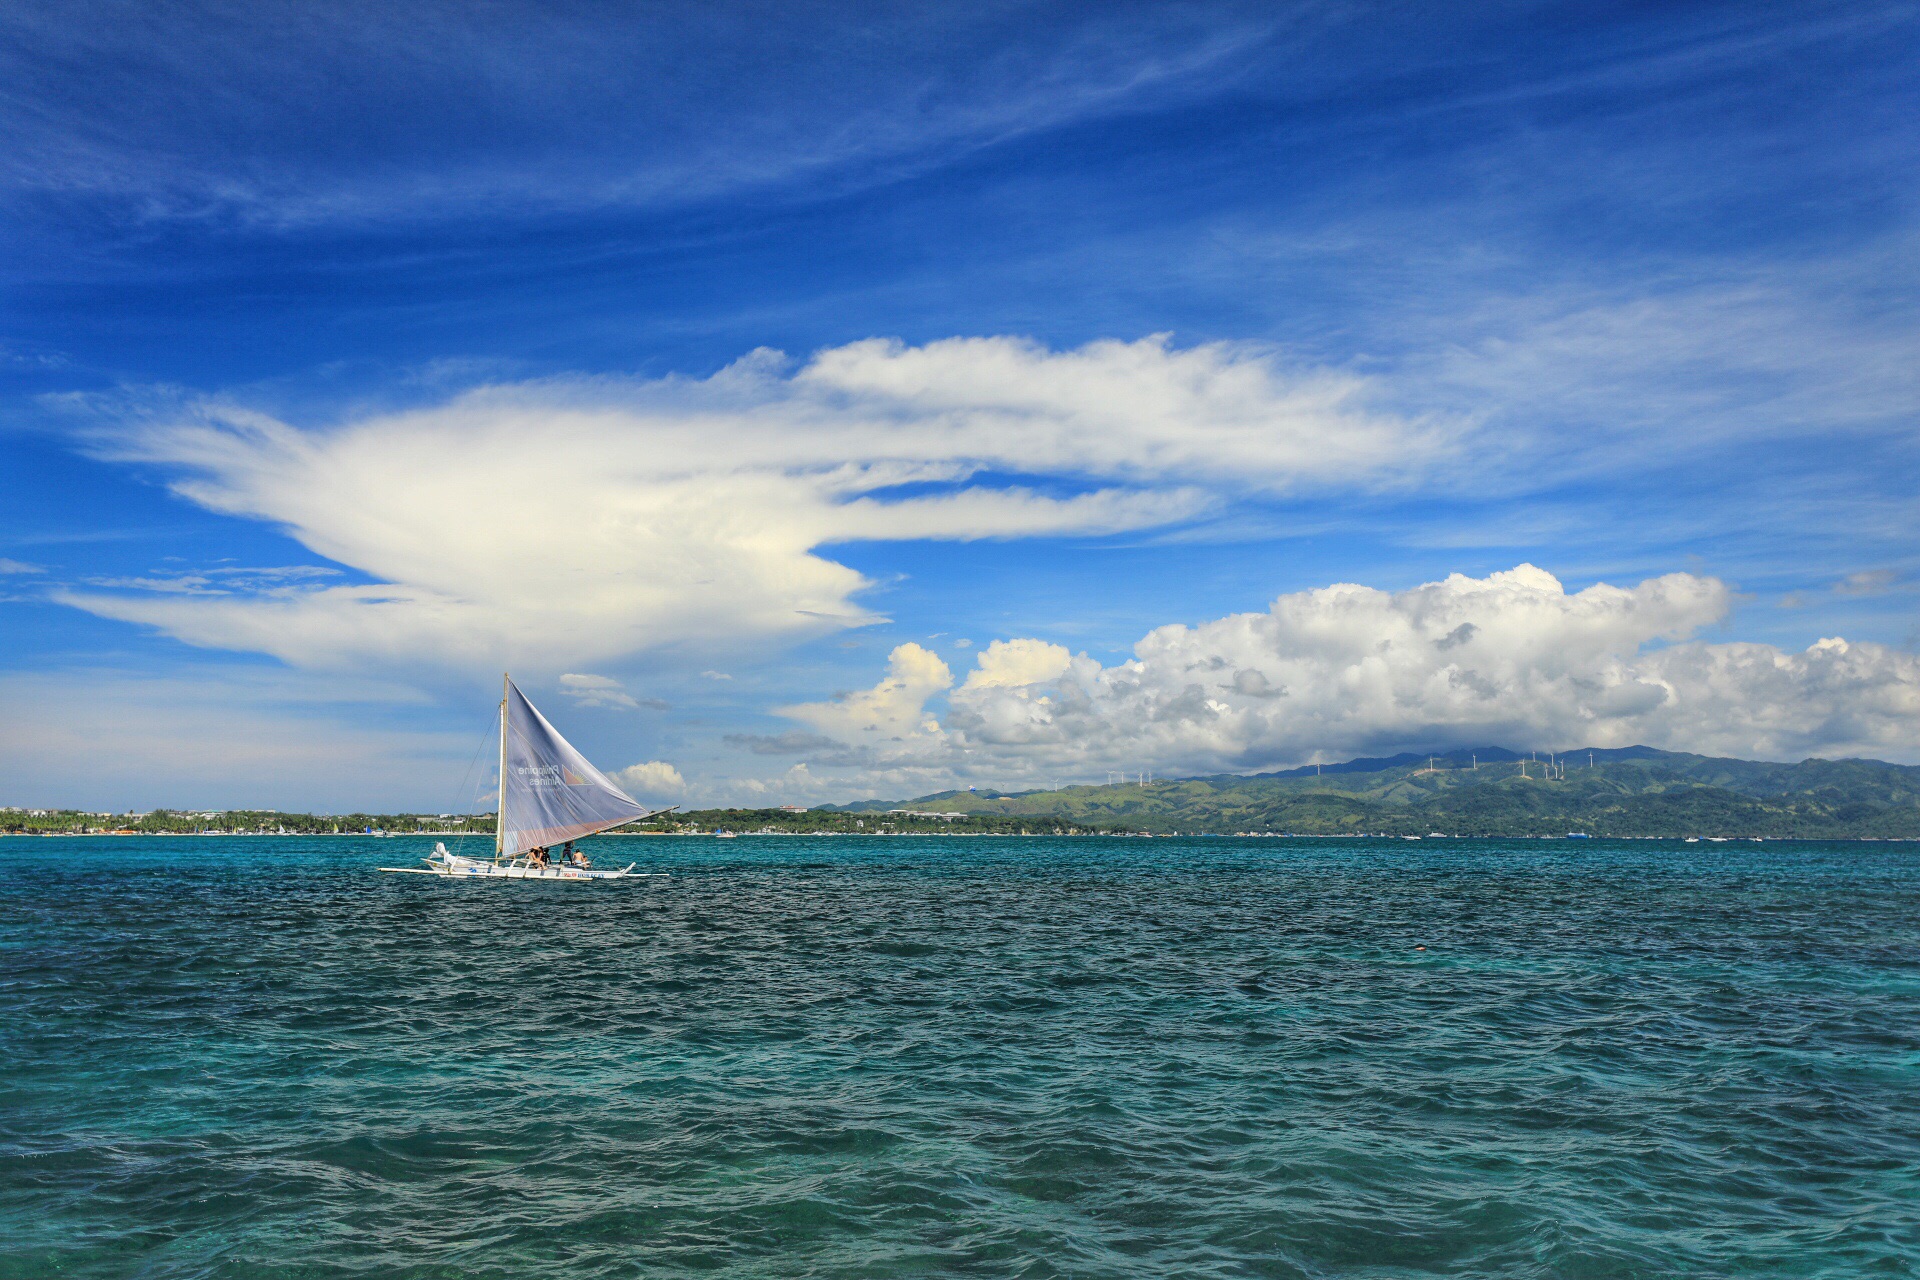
left=823, top=747, right=1920, bottom=838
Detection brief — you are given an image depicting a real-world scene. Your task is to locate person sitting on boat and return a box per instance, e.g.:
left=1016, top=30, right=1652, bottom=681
left=565, top=842, right=589, bottom=868
left=529, top=846, right=549, bottom=868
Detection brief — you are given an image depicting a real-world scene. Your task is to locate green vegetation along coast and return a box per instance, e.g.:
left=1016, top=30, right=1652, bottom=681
left=0, top=810, right=498, bottom=836
left=8, top=747, right=1919, bottom=840
left=0, top=808, right=1099, bottom=838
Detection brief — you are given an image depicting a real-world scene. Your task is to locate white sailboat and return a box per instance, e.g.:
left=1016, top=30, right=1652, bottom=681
left=381, top=675, right=667, bottom=881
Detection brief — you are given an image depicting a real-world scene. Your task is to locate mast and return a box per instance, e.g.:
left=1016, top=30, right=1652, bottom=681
left=496, top=673, right=509, bottom=859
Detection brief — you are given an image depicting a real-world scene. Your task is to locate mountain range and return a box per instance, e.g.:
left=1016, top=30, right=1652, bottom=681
left=820, top=747, right=1920, bottom=838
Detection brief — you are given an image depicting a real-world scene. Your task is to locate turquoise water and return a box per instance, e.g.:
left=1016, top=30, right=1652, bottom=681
left=4, top=836, right=1917, bottom=1278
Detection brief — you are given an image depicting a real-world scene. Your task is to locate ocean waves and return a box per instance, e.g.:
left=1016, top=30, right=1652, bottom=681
left=3, top=837, right=1917, bottom=1277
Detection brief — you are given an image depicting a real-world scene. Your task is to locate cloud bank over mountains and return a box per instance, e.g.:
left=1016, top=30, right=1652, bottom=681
left=62, top=335, right=1426, bottom=672
left=752, top=565, right=1920, bottom=802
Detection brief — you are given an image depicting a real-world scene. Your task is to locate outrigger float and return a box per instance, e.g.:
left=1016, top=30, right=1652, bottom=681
left=381, top=675, right=668, bottom=882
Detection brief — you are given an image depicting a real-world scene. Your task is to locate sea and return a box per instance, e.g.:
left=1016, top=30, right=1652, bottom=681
left=4, top=835, right=1916, bottom=1278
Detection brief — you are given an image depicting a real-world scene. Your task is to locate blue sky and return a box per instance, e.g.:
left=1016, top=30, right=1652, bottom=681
left=3, top=1, right=1917, bottom=810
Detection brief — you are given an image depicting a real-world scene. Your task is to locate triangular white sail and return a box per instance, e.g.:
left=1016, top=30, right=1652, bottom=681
left=497, top=677, right=655, bottom=856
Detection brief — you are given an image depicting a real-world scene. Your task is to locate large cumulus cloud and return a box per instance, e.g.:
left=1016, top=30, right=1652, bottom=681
left=772, top=565, right=1920, bottom=787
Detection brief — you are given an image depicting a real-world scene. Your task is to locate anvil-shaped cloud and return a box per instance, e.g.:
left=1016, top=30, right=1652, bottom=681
left=63, top=335, right=1431, bottom=672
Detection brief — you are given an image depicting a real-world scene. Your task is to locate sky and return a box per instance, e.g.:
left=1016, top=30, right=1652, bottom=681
left=2, top=0, right=1917, bottom=811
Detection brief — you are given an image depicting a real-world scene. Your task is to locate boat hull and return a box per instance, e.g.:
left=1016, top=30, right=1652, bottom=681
left=380, top=863, right=655, bottom=880
left=378, top=846, right=659, bottom=881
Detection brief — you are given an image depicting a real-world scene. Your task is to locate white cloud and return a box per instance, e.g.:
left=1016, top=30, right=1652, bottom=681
left=613, top=760, right=686, bottom=801
left=557, top=672, right=651, bottom=710
left=62, top=335, right=1427, bottom=675
left=795, top=335, right=1429, bottom=488
left=780, top=642, right=953, bottom=746
left=0, top=558, right=43, bottom=574
left=1835, top=570, right=1901, bottom=596
left=961, top=638, right=1072, bottom=690
left=760, top=565, right=1920, bottom=790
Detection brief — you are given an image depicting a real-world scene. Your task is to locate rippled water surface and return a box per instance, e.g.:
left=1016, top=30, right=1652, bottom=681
left=4, top=836, right=1918, bottom=1278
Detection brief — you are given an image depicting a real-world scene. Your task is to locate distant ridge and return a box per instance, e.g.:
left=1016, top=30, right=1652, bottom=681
left=1244, top=747, right=1518, bottom=778
left=1241, top=745, right=1678, bottom=780
left=819, top=746, right=1920, bottom=838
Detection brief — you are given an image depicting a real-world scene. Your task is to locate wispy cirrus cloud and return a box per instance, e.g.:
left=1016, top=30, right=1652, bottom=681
left=78, top=564, right=340, bottom=595
left=1414, top=251, right=1920, bottom=473
left=0, top=1, right=1277, bottom=228
left=1835, top=570, right=1903, bottom=596
left=558, top=673, right=667, bottom=712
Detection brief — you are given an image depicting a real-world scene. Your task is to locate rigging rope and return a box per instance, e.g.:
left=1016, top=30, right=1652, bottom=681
left=445, top=702, right=500, bottom=860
